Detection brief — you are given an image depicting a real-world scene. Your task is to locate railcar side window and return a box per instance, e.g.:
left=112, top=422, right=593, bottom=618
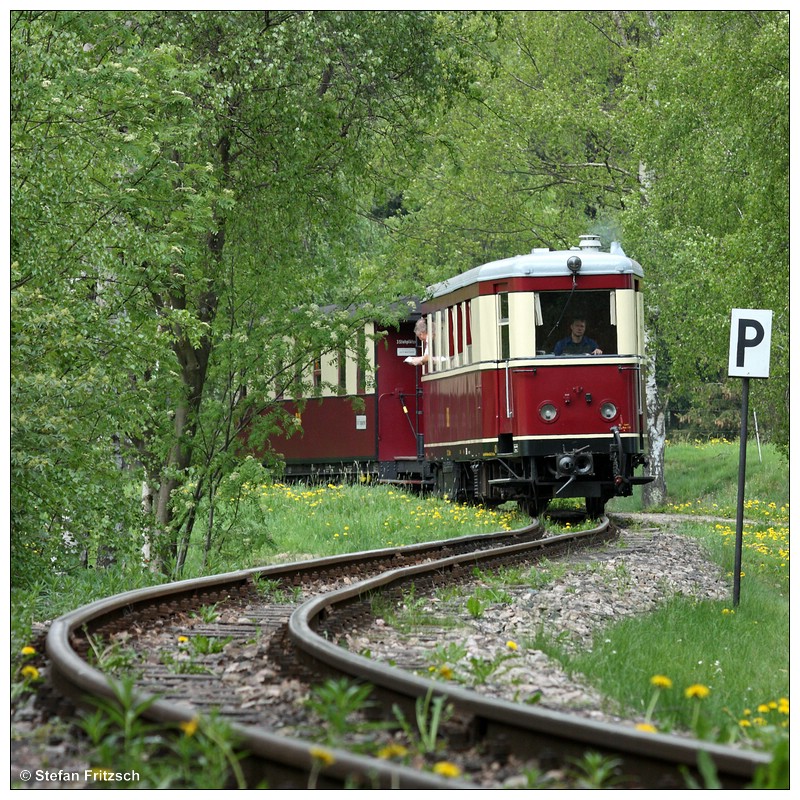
left=535, top=290, right=619, bottom=356
left=498, top=291, right=510, bottom=360
left=312, top=355, right=322, bottom=393
left=447, top=306, right=456, bottom=367
left=465, top=300, right=472, bottom=361
left=432, top=309, right=443, bottom=372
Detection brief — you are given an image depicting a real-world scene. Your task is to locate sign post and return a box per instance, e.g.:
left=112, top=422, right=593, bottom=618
left=727, top=309, right=773, bottom=606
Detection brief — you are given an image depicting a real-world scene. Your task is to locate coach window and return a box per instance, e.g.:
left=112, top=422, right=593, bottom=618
left=431, top=309, right=443, bottom=372
left=455, top=303, right=464, bottom=366
left=447, top=306, right=458, bottom=367
left=312, top=355, right=322, bottom=393
left=356, top=329, right=367, bottom=394
left=534, top=294, right=544, bottom=354
left=336, top=347, right=347, bottom=395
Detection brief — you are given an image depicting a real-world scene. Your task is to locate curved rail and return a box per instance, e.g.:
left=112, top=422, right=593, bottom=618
left=45, top=523, right=544, bottom=789
left=287, top=521, right=771, bottom=789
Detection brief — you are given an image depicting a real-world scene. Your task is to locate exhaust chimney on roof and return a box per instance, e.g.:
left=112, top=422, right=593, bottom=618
left=578, top=235, right=602, bottom=251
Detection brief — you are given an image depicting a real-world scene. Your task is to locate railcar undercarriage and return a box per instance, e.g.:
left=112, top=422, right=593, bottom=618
left=430, top=440, right=651, bottom=519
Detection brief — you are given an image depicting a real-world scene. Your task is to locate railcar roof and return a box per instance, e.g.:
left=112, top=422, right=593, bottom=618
left=427, top=245, right=643, bottom=299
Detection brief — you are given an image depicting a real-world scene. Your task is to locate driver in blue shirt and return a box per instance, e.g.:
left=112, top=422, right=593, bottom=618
left=554, top=318, right=603, bottom=355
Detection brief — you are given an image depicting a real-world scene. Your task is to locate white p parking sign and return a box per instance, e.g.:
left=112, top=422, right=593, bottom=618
left=728, top=309, right=773, bottom=378
left=727, top=307, right=773, bottom=607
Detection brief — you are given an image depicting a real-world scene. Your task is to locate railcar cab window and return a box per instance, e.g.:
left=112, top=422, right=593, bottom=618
left=535, top=290, right=619, bottom=356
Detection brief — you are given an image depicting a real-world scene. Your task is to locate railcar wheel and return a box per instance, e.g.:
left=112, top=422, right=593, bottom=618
left=519, top=498, right=550, bottom=519
left=585, top=496, right=606, bottom=519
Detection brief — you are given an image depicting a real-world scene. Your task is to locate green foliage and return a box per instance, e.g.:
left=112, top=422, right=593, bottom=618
left=186, top=635, right=233, bottom=656
left=567, top=752, right=626, bottom=789
left=465, top=652, right=516, bottom=686
left=465, top=595, right=485, bottom=619
left=749, top=739, right=789, bottom=790
left=191, top=603, right=221, bottom=624
left=84, top=634, right=141, bottom=678
left=389, top=11, right=651, bottom=275
left=392, top=688, right=452, bottom=755
left=620, top=12, right=789, bottom=448
left=79, top=677, right=249, bottom=788
left=11, top=10, right=493, bottom=581
left=303, top=678, right=387, bottom=749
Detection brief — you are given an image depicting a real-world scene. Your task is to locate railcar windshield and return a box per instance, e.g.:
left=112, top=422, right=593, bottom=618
left=536, top=290, right=618, bottom=356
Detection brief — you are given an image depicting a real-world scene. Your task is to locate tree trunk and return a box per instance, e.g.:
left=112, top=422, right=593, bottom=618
left=643, top=329, right=667, bottom=507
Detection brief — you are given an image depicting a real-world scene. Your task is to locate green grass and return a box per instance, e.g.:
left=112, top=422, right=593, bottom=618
left=187, top=480, right=528, bottom=573
left=608, top=436, right=789, bottom=515
left=540, top=583, right=788, bottom=744
left=10, top=482, right=528, bottom=653
left=545, top=439, right=789, bottom=753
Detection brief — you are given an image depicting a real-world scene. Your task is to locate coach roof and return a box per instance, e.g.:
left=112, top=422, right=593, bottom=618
left=427, top=241, right=643, bottom=300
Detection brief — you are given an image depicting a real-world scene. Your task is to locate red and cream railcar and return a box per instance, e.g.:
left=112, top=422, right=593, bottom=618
left=418, top=235, right=651, bottom=516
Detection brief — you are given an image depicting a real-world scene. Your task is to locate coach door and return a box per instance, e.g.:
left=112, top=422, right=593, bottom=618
left=377, top=321, right=423, bottom=463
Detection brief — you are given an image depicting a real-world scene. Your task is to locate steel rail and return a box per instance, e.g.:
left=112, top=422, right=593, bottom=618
left=45, top=524, right=543, bottom=789
left=287, top=521, right=771, bottom=789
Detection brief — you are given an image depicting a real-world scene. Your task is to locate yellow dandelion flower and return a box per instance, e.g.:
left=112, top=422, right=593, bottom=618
left=432, top=761, right=462, bottom=778
left=20, top=665, right=40, bottom=681
left=778, top=698, right=789, bottom=715
left=179, top=717, right=199, bottom=736
left=635, top=723, right=658, bottom=733
left=21, top=646, right=36, bottom=656
left=177, top=635, right=189, bottom=643
left=685, top=684, right=710, bottom=700
left=650, top=674, right=673, bottom=690
left=757, top=703, right=770, bottom=714
left=377, top=743, right=409, bottom=759
left=310, top=746, right=335, bottom=767
left=739, top=719, right=752, bottom=727
left=438, top=665, right=454, bottom=680
left=506, top=640, right=518, bottom=651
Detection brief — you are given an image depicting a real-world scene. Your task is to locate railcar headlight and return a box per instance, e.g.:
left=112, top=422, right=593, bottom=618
left=600, top=401, right=618, bottom=421
left=539, top=403, right=558, bottom=422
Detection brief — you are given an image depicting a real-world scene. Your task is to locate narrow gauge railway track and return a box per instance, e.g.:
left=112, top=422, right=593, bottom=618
left=46, top=522, right=546, bottom=789
left=46, top=518, right=770, bottom=789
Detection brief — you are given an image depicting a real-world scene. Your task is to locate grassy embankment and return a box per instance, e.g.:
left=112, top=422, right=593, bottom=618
left=564, top=439, right=789, bottom=749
